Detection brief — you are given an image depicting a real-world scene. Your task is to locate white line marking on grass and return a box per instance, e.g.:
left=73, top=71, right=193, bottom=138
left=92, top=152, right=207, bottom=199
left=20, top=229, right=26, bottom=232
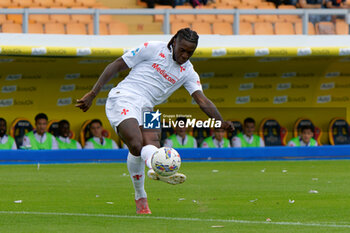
left=0, top=211, right=350, bottom=229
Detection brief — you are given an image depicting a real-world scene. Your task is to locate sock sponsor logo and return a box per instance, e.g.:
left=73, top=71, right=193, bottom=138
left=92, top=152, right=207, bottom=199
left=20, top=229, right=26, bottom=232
left=133, top=174, right=143, bottom=180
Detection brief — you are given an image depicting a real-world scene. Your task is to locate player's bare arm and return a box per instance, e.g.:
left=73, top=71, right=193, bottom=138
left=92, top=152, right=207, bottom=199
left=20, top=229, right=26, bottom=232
left=75, top=57, right=129, bottom=112
left=192, top=90, right=234, bottom=132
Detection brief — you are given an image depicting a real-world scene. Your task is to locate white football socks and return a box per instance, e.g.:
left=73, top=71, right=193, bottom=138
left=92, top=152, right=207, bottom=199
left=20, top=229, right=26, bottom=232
left=127, top=152, right=146, bottom=200
left=141, top=144, right=158, bottom=170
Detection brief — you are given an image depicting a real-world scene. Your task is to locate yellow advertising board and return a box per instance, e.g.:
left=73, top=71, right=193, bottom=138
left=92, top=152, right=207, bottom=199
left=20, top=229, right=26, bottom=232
left=1, top=45, right=350, bottom=144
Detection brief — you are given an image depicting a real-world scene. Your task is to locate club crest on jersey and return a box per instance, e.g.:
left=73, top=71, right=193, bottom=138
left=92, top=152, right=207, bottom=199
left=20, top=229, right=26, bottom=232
left=180, top=66, right=185, bottom=72
left=159, top=53, right=165, bottom=58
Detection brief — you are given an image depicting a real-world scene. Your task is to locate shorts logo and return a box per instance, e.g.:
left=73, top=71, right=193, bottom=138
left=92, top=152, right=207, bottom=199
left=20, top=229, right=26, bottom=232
left=121, top=109, right=129, bottom=115
left=143, top=110, right=161, bottom=129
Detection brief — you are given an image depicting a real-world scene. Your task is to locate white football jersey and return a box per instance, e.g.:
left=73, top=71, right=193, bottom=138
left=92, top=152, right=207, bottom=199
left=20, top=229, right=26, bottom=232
left=109, top=41, right=202, bottom=107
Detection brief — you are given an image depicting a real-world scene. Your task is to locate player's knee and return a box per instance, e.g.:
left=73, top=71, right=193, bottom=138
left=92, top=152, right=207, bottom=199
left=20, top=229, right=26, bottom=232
left=128, top=140, right=143, bottom=156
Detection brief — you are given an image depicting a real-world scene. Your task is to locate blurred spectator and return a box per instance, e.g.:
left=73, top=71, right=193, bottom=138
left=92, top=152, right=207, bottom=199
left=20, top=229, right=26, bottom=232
left=267, top=0, right=298, bottom=7
left=0, top=118, right=17, bottom=150
left=298, top=0, right=331, bottom=23
left=84, top=119, right=118, bottom=149
left=22, top=113, right=58, bottom=150
left=287, top=125, right=318, bottom=146
left=56, top=120, right=82, bottom=149
left=326, top=0, right=349, bottom=8
left=163, top=117, right=197, bottom=148
left=201, top=128, right=230, bottom=148
left=232, top=117, right=265, bottom=148
left=141, top=0, right=176, bottom=8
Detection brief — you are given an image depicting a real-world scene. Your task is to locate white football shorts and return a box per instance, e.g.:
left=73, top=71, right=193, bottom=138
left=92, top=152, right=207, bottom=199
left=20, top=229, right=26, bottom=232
left=105, top=89, right=153, bottom=133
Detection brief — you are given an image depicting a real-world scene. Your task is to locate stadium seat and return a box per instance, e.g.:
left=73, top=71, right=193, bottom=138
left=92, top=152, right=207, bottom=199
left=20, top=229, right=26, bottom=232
left=191, top=22, right=212, bottom=34
left=66, top=22, right=87, bottom=35
left=226, top=120, right=243, bottom=141
left=80, top=120, right=111, bottom=147
left=259, top=118, right=288, bottom=146
left=254, top=22, right=274, bottom=35
left=12, top=0, right=33, bottom=8
left=29, top=23, right=44, bottom=33
left=88, top=22, right=108, bottom=35
left=329, top=117, right=350, bottom=145
left=216, top=5, right=234, bottom=23
left=108, top=22, right=129, bottom=35
left=196, top=5, right=218, bottom=23
left=335, top=20, right=349, bottom=35
left=171, top=22, right=190, bottom=34
left=7, top=7, right=23, bottom=24
left=257, top=5, right=279, bottom=22
left=315, top=22, right=336, bottom=35
left=50, top=7, right=71, bottom=24
left=295, top=22, right=315, bottom=35
left=96, top=7, right=114, bottom=23
left=76, top=0, right=97, bottom=8
left=0, top=15, right=9, bottom=23
left=245, top=0, right=264, bottom=7
left=34, top=0, right=60, bottom=7
left=240, top=22, right=253, bottom=35
left=44, top=22, right=65, bottom=34
left=212, top=22, right=233, bottom=35
left=175, top=6, right=196, bottom=23
left=71, top=7, right=93, bottom=24
left=55, top=0, right=77, bottom=8
left=0, top=0, right=12, bottom=8
left=219, top=0, right=241, bottom=7
left=275, top=22, right=295, bottom=35
left=10, top=118, right=34, bottom=149
left=237, top=5, right=258, bottom=23
left=192, top=124, right=213, bottom=146
left=1, top=23, right=22, bottom=33
left=29, top=8, right=50, bottom=24
left=154, top=5, right=172, bottom=23
left=293, top=118, right=322, bottom=145
left=278, top=5, right=301, bottom=23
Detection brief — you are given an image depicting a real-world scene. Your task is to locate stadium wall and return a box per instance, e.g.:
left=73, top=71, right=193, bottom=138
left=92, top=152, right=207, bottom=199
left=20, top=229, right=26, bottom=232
left=1, top=34, right=350, bottom=145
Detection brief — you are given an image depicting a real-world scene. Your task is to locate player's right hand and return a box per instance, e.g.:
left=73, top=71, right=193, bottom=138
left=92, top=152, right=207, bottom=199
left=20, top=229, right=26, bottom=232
left=75, top=91, right=96, bottom=112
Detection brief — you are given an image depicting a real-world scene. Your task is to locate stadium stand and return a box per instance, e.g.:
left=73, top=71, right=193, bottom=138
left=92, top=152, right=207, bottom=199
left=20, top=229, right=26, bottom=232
left=336, top=20, right=349, bottom=34
left=44, top=22, right=65, bottom=34
left=329, top=118, right=350, bottom=145
left=191, top=22, right=212, bottom=34
left=108, top=22, right=129, bottom=35
left=240, top=22, right=254, bottom=35
left=212, top=22, right=233, bottom=35
left=315, top=22, right=336, bottom=35
left=29, top=23, right=44, bottom=33
left=66, top=22, right=87, bottom=35
left=294, top=118, right=322, bottom=146
left=254, top=22, right=274, bottom=35
left=295, top=21, right=316, bottom=35
left=259, top=118, right=288, bottom=146
left=275, top=21, right=295, bottom=34
left=88, top=22, right=109, bottom=35
left=2, top=23, right=22, bottom=33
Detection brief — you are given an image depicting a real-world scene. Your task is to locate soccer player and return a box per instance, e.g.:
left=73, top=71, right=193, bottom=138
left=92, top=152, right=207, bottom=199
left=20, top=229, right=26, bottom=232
left=0, top=118, right=17, bottom=150
left=288, top=125, right=318, bottom=147
left=76, top=28, right=234, bottom=214
left=56, top=120, right=82, bottom=149
left=22, top=113, right=58, bottom=150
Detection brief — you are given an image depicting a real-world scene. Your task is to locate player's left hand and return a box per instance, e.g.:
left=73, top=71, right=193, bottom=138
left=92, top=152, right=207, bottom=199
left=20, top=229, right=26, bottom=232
left=222, top=121, right=235, bottom=132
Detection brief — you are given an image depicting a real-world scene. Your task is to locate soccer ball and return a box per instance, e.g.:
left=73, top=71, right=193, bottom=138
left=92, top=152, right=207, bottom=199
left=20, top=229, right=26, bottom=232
left=151, top=147, right=181, bottom=176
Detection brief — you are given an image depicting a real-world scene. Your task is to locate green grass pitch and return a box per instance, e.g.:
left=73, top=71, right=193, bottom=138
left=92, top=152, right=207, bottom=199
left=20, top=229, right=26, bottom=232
left=0, top=160, right=349, bottom=233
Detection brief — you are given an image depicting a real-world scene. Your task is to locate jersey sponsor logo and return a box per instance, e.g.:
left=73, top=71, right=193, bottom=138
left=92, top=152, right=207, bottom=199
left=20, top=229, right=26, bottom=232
left=151, top=63, right=176, bottom=84
left=159, top=53, right=165, bottom=58
left=144, top=42, right=149, bottom=48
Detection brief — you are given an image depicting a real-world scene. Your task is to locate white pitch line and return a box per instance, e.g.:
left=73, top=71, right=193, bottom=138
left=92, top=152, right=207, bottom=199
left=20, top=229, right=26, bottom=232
left=0, top=211, right=350, bottom=229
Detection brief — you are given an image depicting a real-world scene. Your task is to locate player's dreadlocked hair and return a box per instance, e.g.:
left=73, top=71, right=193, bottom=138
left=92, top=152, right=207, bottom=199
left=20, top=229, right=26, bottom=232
left=167, top=28, right=199, bottom=50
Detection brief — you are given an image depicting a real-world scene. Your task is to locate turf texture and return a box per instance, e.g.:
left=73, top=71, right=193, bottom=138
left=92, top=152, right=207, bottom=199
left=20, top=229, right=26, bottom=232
left=0, top=160, right=349, bottom=233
